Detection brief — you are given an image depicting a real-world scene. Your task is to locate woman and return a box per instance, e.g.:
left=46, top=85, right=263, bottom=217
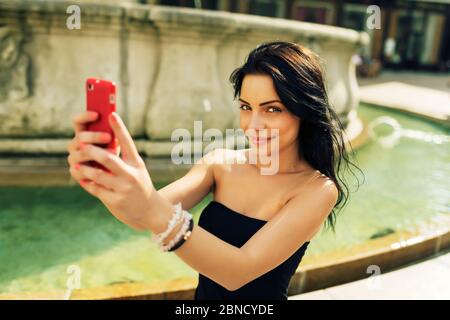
left=67, top=41, right=362, bottom=299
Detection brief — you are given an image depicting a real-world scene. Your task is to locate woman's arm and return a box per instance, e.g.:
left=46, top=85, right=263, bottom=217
left=156, top=148, right=219, bottom=211
left=147, top=179, right=338, bottom=291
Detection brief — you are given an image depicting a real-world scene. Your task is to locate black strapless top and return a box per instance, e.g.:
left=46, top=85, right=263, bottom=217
left=194, top=200, right=310, bottom=300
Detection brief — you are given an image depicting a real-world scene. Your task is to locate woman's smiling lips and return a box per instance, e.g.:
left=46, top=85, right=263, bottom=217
left=249, top=136, right=274, bottom=145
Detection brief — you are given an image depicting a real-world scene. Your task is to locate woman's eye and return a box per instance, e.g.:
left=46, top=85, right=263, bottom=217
left=239, top=105, right=281, bottom=113
left=268, top=107, right=281, bottom=113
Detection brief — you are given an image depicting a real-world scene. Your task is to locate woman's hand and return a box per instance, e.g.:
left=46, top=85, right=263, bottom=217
left=67, top=111, right=157, bottom=231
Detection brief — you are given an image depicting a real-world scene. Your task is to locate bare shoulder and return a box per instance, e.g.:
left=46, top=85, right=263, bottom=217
left=317, top=174, right=338, bottom=204
left=200, top=148, right=242, bottom=164
left=200, top=148, right=242, bottom=173
left=296, top=171, right=339, bottom=207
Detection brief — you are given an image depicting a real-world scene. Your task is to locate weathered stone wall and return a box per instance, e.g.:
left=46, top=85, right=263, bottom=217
left=0, top=0, right=368, bottom=158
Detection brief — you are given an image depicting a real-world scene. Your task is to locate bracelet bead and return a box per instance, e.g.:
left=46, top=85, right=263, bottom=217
left=168, top=217, right=194, bottom=252
left=161, top=210, right=192, bottom=252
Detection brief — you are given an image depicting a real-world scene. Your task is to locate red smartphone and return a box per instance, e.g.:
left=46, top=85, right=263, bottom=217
left=85, top=78, right=118, bottom=172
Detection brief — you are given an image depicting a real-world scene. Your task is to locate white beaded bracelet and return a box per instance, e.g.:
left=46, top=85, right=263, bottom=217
left=151, top=201, right=183, bottom=246
left=160, top=210, right=193, bottom=252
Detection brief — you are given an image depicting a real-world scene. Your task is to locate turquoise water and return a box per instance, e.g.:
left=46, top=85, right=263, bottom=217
left=0, top=104, right=449, bottom=294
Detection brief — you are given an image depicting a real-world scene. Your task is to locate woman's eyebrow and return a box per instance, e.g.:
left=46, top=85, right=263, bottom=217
left=238, top=98, right=282, bottom=106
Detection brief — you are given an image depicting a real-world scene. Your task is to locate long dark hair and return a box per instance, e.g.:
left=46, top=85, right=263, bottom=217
left=229, top=41, right=364, bottom=233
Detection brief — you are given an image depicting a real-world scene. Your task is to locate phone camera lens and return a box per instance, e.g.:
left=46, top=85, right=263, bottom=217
left=87, top=83, right=94, bottom=91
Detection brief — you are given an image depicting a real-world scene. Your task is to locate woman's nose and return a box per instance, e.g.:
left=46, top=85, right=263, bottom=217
left=248, top=113, right=266, bottom=131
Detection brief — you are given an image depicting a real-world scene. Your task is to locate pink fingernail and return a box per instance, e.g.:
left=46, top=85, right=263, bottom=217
left=75, top=163, right=80, bottom=170
left=79, top=142, right=85, bottom=150
left=101, top=133, right=111, bottom=141
left=110, top=112, right=117, bottom=123
left=80, top=179, right=91, bottom=185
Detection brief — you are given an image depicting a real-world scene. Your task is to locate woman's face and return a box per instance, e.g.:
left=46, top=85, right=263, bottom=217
left=238, top=73, right=300, bottom=155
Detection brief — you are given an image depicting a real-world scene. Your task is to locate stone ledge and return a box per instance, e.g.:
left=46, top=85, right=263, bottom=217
left=0, top=155, right=191, bottom=185
left=360, top=82, right=450, bottom=128
left=0, top=0, right=369, bottom=46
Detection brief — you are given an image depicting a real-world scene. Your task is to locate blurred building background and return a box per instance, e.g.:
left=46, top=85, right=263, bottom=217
left=139, top=0, right=450, bottom=75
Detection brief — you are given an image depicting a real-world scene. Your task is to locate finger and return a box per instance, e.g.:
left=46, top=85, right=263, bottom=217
left=68, top=144, right=116, bottom=167
left=113, top=138, right=120, bottom=157
left=78, top=131, right=112, bottom=146
left=67, top=148, right=86, bottom=168
left=79, top=178, right=116, bottom=202
left=67, top=145, right=91, bottom=166
left=69, top=160, right=116, bottom=200
left=108, top=112, right=141, bottom=165
left=69, top=161, right=92, bottom=183
left=72, top=111, right=99, bottom=134
left=107, top=144, right=120, bottom=157
left=68, top=131, right=110, bottom=154
left=73, top=163, right=122, bottom=192
left=67, top=139, right=76, bottom=155
left=80, top=143, right=131, bottom=177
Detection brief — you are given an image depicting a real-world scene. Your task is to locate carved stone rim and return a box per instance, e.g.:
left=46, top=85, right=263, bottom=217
left=0, top=0, right=370, bottom=45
